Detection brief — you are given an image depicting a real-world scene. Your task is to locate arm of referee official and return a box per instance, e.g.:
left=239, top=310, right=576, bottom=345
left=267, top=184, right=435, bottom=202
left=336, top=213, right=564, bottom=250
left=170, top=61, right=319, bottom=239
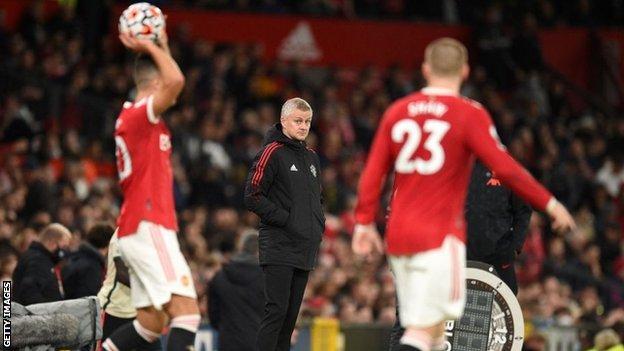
left=244, top=147, right=289, bottom=227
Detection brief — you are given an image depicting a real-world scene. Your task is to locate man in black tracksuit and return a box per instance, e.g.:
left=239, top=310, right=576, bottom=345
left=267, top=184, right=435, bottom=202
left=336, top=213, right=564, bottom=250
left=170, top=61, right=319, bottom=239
left=244, top=97, right=324, bottom=351
left=388, top=161, right=532, bottom=349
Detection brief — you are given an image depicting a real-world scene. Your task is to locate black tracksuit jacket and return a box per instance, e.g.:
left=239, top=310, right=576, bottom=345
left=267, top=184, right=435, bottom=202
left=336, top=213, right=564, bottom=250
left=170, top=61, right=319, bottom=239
left=208, top=253, right=264, bottom=351
left=12, top=241, right=62, bottom=305
left=61, top=242, right=106, bottom=299
left=465, top=161, right=532, bottom=262
left=244, top=124, right=324, bottom=271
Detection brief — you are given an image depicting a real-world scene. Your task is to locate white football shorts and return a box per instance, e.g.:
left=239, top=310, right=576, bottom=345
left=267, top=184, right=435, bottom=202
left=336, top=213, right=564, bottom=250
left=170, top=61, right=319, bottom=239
left=389, top=235, right=466, bottom=328
left=117, top=221, right=196, bottom=310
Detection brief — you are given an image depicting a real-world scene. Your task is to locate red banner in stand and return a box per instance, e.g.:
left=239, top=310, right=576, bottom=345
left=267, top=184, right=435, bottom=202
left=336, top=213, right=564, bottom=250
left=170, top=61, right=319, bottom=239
left=159, top=7, right=471, bottom=68
left=1, top=0, right=623, bottom=90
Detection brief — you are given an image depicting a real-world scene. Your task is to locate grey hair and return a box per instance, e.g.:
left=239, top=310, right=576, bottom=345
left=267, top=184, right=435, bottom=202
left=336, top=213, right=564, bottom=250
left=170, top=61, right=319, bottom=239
left=280, top=98, right=312, bottom=118
left=238, top=229, right=259, bottom=256
left=40, top=223, right=72, bottom=243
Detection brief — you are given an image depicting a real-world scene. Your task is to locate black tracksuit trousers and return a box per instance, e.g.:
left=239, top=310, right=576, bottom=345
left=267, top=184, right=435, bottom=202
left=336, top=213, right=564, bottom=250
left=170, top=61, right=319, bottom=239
left=257, top=265, right=309, bottom=351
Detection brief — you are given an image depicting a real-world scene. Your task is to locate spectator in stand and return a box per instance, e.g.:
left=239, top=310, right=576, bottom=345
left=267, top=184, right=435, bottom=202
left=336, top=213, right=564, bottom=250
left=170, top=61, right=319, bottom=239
left=588, top=328, right=624, bottom=351
left=209, top=231, right=264, bottom=351
left=12, top=223, right=72, bottom=305
left=62, top=222, right=113, bottom=299
left=0, top=240, right=18, bottom=282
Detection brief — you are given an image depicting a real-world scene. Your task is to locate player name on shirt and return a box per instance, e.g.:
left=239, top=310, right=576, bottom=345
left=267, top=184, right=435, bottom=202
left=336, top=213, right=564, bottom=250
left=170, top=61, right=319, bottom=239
left=408, top=101, right=448, bottom=117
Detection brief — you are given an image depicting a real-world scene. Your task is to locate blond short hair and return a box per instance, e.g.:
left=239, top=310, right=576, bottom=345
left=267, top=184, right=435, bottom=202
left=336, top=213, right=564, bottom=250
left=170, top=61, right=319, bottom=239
left=424, top=37, right=468, bottom=77
left=281, top=98, right=312, bottom=118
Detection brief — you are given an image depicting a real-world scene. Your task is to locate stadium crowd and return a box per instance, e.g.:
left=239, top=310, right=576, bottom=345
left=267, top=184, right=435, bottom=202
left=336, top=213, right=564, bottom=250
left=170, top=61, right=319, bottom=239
left=117, top=0, right=624, bottom=27
left=0, top=0, right=623, bottom=348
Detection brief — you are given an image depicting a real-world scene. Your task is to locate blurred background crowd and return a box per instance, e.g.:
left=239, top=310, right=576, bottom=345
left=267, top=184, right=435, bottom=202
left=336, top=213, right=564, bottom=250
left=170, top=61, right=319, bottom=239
left=124, top=0, right=624, bottom=27
left=1, top=0, right=624, bottom=349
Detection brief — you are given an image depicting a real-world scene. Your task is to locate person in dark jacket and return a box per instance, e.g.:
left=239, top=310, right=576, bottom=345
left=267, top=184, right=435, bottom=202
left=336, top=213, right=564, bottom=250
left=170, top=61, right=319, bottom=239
left=209, top=231, right=264, bottom=351
left=12, top=223, right=72, bottom=305
left=465, top=160, right=532, bottom=294
left=388, top=161, right=532, bottom=350
left=62, top=223, right=113, bottom=299
left=244, top=97, right=324, bottom=351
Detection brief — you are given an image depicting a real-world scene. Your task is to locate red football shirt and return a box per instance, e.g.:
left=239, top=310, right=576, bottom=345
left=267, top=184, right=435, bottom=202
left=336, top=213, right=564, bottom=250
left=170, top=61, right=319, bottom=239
left=114, top=95, right=178, bottom=237
left=355, top=87, right=553, bottom=255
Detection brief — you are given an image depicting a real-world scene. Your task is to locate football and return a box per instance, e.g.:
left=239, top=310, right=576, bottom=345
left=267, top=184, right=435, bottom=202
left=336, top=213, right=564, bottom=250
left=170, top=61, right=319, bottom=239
left=118, top=2, right=165, bottom=42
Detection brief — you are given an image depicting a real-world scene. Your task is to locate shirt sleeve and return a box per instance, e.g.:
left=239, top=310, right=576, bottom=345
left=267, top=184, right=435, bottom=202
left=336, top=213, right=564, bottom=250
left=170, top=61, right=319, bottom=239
left=465, top=107, right=553, bottom=211
left=354, top=110, right=394, bottom=224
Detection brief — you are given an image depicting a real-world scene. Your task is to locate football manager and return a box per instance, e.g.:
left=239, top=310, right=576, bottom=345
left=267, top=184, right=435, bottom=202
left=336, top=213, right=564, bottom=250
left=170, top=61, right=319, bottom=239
left=244, top=97, right=324, bottom=351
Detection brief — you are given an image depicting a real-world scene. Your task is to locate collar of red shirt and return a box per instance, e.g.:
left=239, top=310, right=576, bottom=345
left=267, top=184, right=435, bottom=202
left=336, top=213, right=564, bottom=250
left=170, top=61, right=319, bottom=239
left=421, top=87, right=459, bottom=96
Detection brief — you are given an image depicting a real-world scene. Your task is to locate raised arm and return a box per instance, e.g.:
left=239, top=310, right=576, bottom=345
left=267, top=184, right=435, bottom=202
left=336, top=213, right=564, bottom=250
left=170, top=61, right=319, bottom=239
left=119, top=31, right=184, bottom=116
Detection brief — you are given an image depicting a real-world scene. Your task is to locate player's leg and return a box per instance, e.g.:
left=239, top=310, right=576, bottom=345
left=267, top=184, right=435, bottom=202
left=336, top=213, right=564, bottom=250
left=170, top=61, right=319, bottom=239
left=433, top=236, right=466, bottom=351
left=102, top=306, right=166, bottom=351
left=102, top=313, right=132, bottom=342
left=389, top=255, right=432, bottom=351
left=429, top=323, right=448, bottom=351
left=159, top=226, right=200, bottom=351
left=276, top=268, right=309, bottom=351
left=388, top=300, right=405, bottom=350
left=257, top=265, right=295, bottom=351
left=102, top=256, right=168, bottom=351
left=104, top=222, right=178, bottom=351
left=390, top=236, right=466, bottom=351
left=397, top=324, right=442, bottom=351
left=101, top=313, right=165, bottom=351
left=163, top=295, right=200, bottom=351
